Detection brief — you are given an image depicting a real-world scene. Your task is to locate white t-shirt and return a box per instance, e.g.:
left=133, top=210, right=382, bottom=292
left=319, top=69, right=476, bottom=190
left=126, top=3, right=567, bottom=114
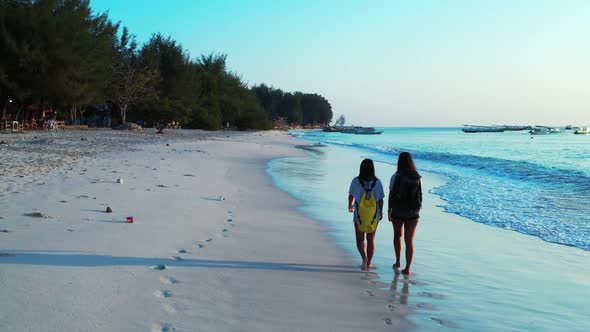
left=348, top=177, right=385, bottom=222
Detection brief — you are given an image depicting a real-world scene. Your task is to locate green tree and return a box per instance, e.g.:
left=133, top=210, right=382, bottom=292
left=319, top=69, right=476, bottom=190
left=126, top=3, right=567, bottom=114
left=110, top=27, right=157, bottom=123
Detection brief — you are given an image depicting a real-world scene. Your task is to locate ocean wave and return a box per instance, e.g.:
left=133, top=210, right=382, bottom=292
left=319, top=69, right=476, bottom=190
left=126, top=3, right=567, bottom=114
left=303, top=134, right=590, bottom=251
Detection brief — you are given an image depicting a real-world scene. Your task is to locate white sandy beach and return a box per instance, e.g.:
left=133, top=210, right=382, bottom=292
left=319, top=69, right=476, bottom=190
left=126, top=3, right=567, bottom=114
left=0, top=130, right=411, bottom=332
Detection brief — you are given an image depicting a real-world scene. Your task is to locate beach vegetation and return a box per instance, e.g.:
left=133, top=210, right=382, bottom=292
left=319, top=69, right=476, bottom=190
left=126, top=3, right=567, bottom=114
left=0, top=0, right=331, bottom=130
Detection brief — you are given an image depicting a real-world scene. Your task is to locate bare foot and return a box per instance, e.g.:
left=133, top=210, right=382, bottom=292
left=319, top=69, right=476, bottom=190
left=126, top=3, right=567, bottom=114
left=393, top=263, right=401, bottom=272
left=361, top=260, right=368, bottom=271
left=401, top=268, right=411, bottom=276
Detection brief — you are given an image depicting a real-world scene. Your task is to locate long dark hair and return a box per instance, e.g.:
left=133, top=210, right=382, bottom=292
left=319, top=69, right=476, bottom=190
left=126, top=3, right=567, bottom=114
left=359, top=158, right=376, bottom=182
left=397, top=152, right=417, bottom=172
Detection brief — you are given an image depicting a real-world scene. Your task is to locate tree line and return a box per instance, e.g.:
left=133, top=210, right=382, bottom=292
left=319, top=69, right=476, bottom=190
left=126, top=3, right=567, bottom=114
left=0, top=0, right=333, bottom=130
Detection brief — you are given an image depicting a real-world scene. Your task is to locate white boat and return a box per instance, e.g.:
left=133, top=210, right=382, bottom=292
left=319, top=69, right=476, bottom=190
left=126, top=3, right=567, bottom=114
left=529, top=126, right=562, bottom=135
left=462, top=125, right=505, bottom=133
left=354, top=127, right=382, bottom=135
left=574, top=127, right=590, bottom=134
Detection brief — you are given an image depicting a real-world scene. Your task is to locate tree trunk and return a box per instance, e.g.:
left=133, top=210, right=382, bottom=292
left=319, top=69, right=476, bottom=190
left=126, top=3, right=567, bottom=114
left=2, top=101, right=7, bottom=124
left=80, top=106, right=85, bottom=125
left=121, top=104, right=127, bottom=124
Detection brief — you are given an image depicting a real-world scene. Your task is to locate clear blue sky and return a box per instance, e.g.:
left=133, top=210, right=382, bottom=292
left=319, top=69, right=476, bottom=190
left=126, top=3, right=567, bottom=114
left=91, top=0, right=590, bottom=126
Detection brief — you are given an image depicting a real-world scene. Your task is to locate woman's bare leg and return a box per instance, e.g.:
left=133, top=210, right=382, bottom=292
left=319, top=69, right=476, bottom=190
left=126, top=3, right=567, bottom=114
left=402, top=219, right=419, bottom=275
left=354, top=223, right=368, bottom=270
left=392, top=219, right=403, bottom=271
left=366, top=231, right=376, bottom=268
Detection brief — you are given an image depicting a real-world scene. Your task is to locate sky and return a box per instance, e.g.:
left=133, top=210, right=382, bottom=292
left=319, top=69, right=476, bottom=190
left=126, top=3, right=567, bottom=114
left=91, top=0, right=590, bottom=127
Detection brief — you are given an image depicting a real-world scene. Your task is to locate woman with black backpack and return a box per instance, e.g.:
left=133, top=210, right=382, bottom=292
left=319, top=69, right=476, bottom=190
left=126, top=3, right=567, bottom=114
left=388, top=152, right=422, bottom=275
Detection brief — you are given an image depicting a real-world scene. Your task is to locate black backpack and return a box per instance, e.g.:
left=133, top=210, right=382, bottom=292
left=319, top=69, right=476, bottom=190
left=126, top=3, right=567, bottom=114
left=390, top=172, right=422, bottom=218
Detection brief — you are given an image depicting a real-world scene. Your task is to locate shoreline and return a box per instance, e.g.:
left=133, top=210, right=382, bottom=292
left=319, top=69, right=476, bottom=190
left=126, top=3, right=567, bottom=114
left=274, top=137, right=590, bottom=331
left=0, top=130, right=412, bottom=331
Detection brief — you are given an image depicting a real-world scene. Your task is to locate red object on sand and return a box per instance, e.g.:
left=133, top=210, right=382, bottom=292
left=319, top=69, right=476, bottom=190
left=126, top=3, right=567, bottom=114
left=126, top=216, right=134, bottom=223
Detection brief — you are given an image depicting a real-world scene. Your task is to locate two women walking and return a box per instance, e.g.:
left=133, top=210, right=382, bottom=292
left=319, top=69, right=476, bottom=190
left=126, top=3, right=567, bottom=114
left=348, top=152, right=422, bottom=275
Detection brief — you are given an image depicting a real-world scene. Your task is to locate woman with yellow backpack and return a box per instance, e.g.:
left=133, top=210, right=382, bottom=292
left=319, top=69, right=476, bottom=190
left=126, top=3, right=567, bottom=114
left=348, top=159, right=384, bottom=271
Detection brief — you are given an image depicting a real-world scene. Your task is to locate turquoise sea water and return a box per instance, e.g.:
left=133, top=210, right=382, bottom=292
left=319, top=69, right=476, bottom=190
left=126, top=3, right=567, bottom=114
left=268, top=128, right=590, bottom=331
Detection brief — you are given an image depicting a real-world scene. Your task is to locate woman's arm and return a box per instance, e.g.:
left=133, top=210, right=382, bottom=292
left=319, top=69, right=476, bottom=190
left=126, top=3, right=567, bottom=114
left=378, top=199, right=384, bottom=220
left=348, top=194, right=354, bottom=213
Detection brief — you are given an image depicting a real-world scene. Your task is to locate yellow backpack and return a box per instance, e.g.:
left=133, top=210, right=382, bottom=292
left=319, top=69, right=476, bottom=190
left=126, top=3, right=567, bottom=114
left=355, top=179, right=379, bottom=233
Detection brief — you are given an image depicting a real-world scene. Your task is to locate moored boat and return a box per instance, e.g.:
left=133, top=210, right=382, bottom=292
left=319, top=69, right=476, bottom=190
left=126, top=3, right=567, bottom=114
left=529, top=126, right=562, bottom=135
left=574, top=127, right=590, bottom=134
left=462, top=125, right=505, bottom=133
left=322, top=126, right=342, bottom=132
left=354, top=127, right=382, bottom=135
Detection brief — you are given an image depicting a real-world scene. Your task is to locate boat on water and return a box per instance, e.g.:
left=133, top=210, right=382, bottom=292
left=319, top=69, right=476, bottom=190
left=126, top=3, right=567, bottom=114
left=574, top=127, right=590, bottom=134
left=462, top=125, right=505, bottom=133
left=354, top=127, right=382, bottom=135
left=341, top=126, right=357, bottom=133
left=502, top=125, right=532, bottom=131
left=338, top=126, right=382, bottom=134
left=322, top=126, right=342, bottom=132
left=529, top=126, right=562, bottom=135
left=565, top=125, right=573, bottom=130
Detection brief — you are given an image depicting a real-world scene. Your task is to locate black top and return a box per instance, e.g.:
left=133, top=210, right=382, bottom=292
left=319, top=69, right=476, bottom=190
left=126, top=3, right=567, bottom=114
left=388, top=170, right=422, bottom=219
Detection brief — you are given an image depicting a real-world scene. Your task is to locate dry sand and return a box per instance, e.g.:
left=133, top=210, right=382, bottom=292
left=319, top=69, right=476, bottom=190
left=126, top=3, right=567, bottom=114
left=0, top=129, right=411, bottom=331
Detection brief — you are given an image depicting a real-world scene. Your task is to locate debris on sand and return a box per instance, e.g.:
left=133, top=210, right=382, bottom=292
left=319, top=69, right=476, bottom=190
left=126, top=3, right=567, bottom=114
left=106, top=206, right=113, bottom=213
left=24, top=212, right=51, bottom=218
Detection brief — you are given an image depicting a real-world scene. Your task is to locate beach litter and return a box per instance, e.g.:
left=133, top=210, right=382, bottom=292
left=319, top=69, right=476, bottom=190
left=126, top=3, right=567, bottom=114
left=24, top=212, right=51, bottom=218
left=106, top=206, right=113, bottom=213
left=126, top=216, right=134, bottom=223
left=117, top=178, right=124, bottom=183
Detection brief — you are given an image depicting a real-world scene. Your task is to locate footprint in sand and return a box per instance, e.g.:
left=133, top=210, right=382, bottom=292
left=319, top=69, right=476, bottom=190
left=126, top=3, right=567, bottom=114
left=153, top=290, right=173, bottom=298
left=384, top=318, right=392, bottom=326
left=365, top=290, right=375, bottom=297
left=159, top=276, right=178, bottom=285
left=205, top=238, right=213, bottom=242
left=162, top=303, right=176, bottom=314
left=151, top=322, right=175, bottom=332
left=386, top=304, right=395, bottom=312
left=153, top=265, right=167, bottom=271
left=177, top=249, right=187, bottom=254
left=222, top=228, right=228, bottom=232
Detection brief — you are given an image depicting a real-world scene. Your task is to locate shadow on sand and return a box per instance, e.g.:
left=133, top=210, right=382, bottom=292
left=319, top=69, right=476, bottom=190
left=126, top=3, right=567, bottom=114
left=0, top=251, right=360, bottom=273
